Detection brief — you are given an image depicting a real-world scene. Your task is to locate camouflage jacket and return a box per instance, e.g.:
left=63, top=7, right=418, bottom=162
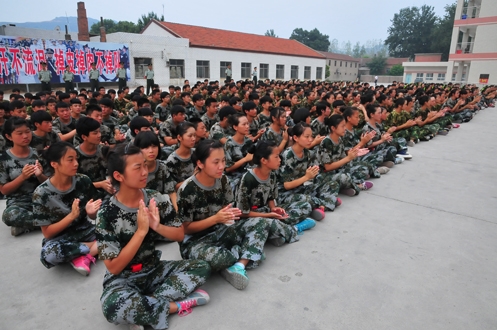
left=164, top=150, right=195, bottom=187
left=235, top=169, right=278, bottom=214
left=146, top=160, right=175, bottom=195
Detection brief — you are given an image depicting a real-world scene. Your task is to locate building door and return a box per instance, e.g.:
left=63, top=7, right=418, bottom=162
left=405, top=73, right=412, bottom=83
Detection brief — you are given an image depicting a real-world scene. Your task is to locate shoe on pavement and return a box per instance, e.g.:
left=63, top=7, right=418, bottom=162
left=310, top=208, right=325, bottom=221
left=394, top=156, right=405, bottom=164
left=176, top=289, right=210, bottom=316
left=377, top=166, right=390, bottom=175
left=336, top=197, right=342, bottom=207
left=268, top=237, right=286, bottom=247
left=400, top=153, right=412, bottom=160
left=220, top=264, right=249, bottom=290
left=340, top=188, right=357, bottom=196
left=71, top=254, right=96, bottom=276
left=11, top=226, right=27, bottom=237
left=360, top=181, right=374, bottom=190
left=438, top=130, right=448, bottom=136
left=407, top=141, right=415, bottom=147
left=294, top=219, right=316, bottom=235
left=129, top=325, right=144, bottom=330
left=381, top=161, right=394, bottom=168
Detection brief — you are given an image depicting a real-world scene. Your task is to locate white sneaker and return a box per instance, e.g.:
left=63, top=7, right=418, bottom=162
left=400, top=153, right=412, bottom=160
left=129, top=325, right=144, bottom=330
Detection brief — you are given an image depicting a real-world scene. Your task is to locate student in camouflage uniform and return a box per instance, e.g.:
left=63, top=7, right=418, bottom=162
left=52, top=102, right=77, bottom=143
left=177, top=139, right=270, bottom=290
left=224, top=113, right=254, bottom=191
left=155, top=92, right=172, bottom=122
left=210, top=106, right=236, bottom=145
left=378, top=107, right=411, bottom=156
left=200, top=97, right=219, bottom=132
left=32, top=142, right=101, bottom=274
left=0, top=117, right=47, bottom=236
left=75, top=117, right=113, bottom=200
left=257, top=96, right=273, bottom=129
left=159, top=105, right=186, bottom=157
left=164, top=123, right=196, bottom=191
left=342, top=107, right=385, bottom=176
left=96, top=144, right=211, bottom=329
left=236, top=140, right=316, bottom=246
left=114, top=89, right=128, bottom=114
left=278, top=123, right=340, bottom=223
left=243, top=101, right=265, bottom=141
left=319, top=115, right=374, bottom=196
left=30, top=110, right=61, bottom=153
left=443, top=89, right=473, bottom=123
left=415, top=95, right=444, bottom=140
left=260, top=108, right=289, bottom=154
left=384, top=98, right=420, bottom=145
left=74, top=104, right=116, bottom=147
left=310, top=102, right=331, bottom=138
left=134, top=131, right=177, bottom=211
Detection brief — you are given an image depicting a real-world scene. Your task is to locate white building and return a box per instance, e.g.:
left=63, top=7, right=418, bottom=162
left=94, top=20, right=327, bottom=88
left=403, top=0, right=497, bottom=85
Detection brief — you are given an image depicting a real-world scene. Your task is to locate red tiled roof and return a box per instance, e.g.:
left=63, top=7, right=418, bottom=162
left=150, top=20, right=325, bottom=59
left=318, top=51, right=359, bottom=62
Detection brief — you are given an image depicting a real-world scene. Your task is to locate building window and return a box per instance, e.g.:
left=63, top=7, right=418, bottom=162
left=291, top=65, right=299, bottom=79
left=340, top=61, right=342, bottom=67
left=196, top=60, right=210, bottom=79
left=345, top=62, right=348, bottom=67
left=241, top=62, right=251, bottom=79
left=134, top=58, right=152, bottom=79
left=169, top=59, right=185, bottom=79
left=259, top=63, right=269, bottom=79
left=220, top=61, right=232, bottom=78
left=355, top=63, right=357, bottom=68
left=426, top=73, right=434, bottom=81
left=334, top=61, right=337, bottom=66
left=276, top=64, right=284, bottom=79
left=462, top=73, right=466, bottom=81
left=452, top=73, right=456, bottom=81
left=304, top=66, right=311, bottom=80
left=416, top=73, right=424, bottom=78
left=316, top=67, right=323, bottom=80
left=437, top=73, right=445, bottom=81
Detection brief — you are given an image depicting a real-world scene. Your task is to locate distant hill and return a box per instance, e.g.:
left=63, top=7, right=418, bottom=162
left=0, top=16, right=99, bottom=32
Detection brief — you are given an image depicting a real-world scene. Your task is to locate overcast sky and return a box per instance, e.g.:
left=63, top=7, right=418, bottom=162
left=2, top=0, right=456, bottom=44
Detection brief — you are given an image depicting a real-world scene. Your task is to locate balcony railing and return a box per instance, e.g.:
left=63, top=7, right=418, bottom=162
left=455, top=42, right=475, bottom=54
left=461, top=6, right=480, bottom=19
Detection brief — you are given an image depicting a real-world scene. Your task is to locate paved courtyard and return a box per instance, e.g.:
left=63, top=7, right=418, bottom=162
left=1, top=108, right=496, bottom=330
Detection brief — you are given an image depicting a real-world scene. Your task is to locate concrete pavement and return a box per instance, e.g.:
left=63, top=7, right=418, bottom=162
left=1, top=108, right=496, bottom=330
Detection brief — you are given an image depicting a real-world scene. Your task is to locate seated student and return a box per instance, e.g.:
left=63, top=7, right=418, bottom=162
left=200, top=97, right=219, bottom=132
left=31, top=99, right=47, bottom=114
left=33, top=142, right=101, bottom=275
left=258, top=95, right=273, bottom=129
left=311, top=102, right=331, bottom=138
left=96, top=144, right=211, bottom=330
left=331, top=100, right=346, bottom=115
left=155, top=91, right=172, bottom=123
left=377, top=106, right=412, bottom=160
left=291, top=108, right=325, bottom=149
left=362, top=104, right=406, bottom=164
left=9, top=100, right=28, bottom=119
left=342, top=107, right=391, bottom=175
left=177, top=139, right=270, bottom=290
left=70, top=98, right=85, bottom=121
left=242, top=101, right=265, bottom=141
left=319, top=114, right=374, bottom=196
left=164, top=122, right=196, bottom=192
left=75, top=104, right=116, bottom=147
left=224, top=113, right=254, bottom=191
left=279, top=99, right=295, bottom=127
left=189, top=117, right=208, bottom=146
left=30, top=110, right=60, bottom=153
left=210, top=106, right=237, bottom=145
left=159, top=105, right=186, bottom=152
left=137, top=107, right=158, bottom=134
left=46, top=99, right=58, bottom=119
left=260, top=107, right=289, bottom=154
left=75, top=117, right=114, bottom=200
left=126, top=116, right=152, bottom=144
left=1, top=117, right=46, bottom=236
left=99, top=98, right=120, bottom=132
left=442, top=89, right=473, bottom=124
left=187, top=94, right=205, bottom=119
left=134, top=131, right=177, bottom=211
left=384, top=98, right=420, bottom=147
left=415, top=95, right=446, bottom=140
left=236, top=140, right=316, bottom=246
left=52, top=102, right=77, bottom=143
left=278, top=122, right=340, bottom=221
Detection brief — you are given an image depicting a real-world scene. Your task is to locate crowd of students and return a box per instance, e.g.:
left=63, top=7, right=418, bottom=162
left=0, top=78, right=495, bottom=330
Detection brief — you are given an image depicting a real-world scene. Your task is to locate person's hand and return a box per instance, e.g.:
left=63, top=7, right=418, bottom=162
left=257, top=128, right=266, bottom=136
left=70, top=198, right=80, bottom=220
left=146, top=198, right=160, bottom=231
left=314, top=135, right=325, bottom=144
left=380, top=132, right=391, bottom=142
left=304, top=165, right=319, bottom=180
left=21, top=164, right=36, bottom=180
left=282, top=129, right=289, bottom=142
left=214, top=204, right=241, bottom=224
left=269, top=207, right=289, bottom=220
left=85, top=199, right=102, bottom=217
left=137, top=199, right=150, bottom=235
left=347, top=147, right=359, bottom=160
left=357, top=148, right=370, bottom=157
left=387, top=126, right=396, bottom=134
left=100, top=178, right=116, bottom=194
left=34, top=160, right=43, bottom=177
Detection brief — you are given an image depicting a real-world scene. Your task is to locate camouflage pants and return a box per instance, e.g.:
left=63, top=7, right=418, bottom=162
left=226, top=171, right=244, bottom=195
left=452, top=109, right=473, bottom=122
left=418, top=123, right=440, bottom=138
left=356, top=154, right=381, bottom=178
left=347, top=159, right=373, bottom=182
left=391, top=137, right=407, bottom=152
left=322, top=171, right=361, bottom=195
left=180, top=218, right=270, bottom=272
left=40, top=227, right=95, bottom=269
left=374, top=143, right=398, bottom=162
left=251, top=206, right=299, bottom=244
left=278, top=173, right=340, bottom=216
left=101, top=259, right=210, bottom=330
left=435, top=115, right=452, bottom=128
left=2, top=203, right=36, bottom=228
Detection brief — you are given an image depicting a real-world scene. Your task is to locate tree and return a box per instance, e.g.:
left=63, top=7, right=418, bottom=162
left=90, top=19, right=116, bottom=35
left=389, top=64, right=404, bottom=76
left=367, top=55, right=387, bottom=75
left=325, top=65, right=330, bottom=78
left=265, top=29, right=278, bottom=37
left=329, top=38, right=339, bottom=53
left=137, top=12, right=165, bottom=32
left=90, top=19, right=139, bottom=34
left=384, top=5, right=437, bottom=59
left=431, top=2, right=456, bottom=61
left=290, top=28, right=330, bottom=52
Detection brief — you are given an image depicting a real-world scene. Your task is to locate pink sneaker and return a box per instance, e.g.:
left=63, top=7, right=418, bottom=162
left=71, top=254, right=96, bottom=276
left=336, top=198, right=342, bottom=207
left=177, top=289, right=210, bottom=316
left=360, top=181, right=374, bottom=190
left=452, top=123, right=460, bottom=128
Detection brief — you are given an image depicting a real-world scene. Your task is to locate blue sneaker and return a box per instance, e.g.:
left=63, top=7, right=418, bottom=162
left=294, top=218, right=316, bottom=235
left=220, top=264, right=249, bottom=290
left=394, top=156, right=404, bottom=164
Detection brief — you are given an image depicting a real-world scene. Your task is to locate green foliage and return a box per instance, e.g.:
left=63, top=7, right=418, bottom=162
left=264, top=29, right=278, bottom=37
left=430, top=3, right=457, bottom=61
left=137, top=12, right=164, bottom=31
left=389, top=64, right=404, bottom=76
left=290, top=28, right=330, bottom=52
left=325, top=65, right=330, bottom=78
left=384, top=3, right=456, bottom=60
left=367, top=56, right=387, bottom=75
